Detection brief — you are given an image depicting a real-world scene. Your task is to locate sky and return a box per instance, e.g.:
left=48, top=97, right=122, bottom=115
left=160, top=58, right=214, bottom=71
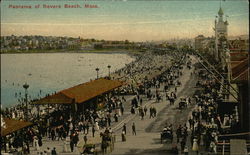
left=0, top=0, right=249, bottom=41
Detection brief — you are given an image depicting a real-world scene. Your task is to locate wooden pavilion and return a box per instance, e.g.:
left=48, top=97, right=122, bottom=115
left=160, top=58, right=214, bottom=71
left=32, top=78, right=123, bottom=112
left=1, top=118, right=32, bottom=137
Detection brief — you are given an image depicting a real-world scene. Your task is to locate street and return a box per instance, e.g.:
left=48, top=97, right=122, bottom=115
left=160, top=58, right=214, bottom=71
left=110, top=55, right=199, bottom=155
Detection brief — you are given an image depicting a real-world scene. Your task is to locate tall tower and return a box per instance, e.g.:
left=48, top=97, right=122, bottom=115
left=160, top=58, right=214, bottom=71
left=214, top=6, right=229, bottom=63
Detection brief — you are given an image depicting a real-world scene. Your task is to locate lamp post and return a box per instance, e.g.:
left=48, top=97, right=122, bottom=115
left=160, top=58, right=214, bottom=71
left=107, top=65, right=111, bottom=78
left=23, top=83, right=29, bottom=121
left=95, top=68, right=99, bottom=79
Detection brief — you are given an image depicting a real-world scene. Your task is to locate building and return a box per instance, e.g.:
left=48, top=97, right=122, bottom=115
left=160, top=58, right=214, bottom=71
left=229, top=52, right=249, bottom=132
left=214, top=6, right=229, bottom=64
left=228, top=36, right=249, bottom=52
left=194, top=35, right=215, bottom=57
left=194, top=35, right=206, bottom=50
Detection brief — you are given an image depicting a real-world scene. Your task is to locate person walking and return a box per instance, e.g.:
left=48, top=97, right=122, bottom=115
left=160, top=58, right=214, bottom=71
left=176, top=125, right=182, bottom=143
left=181, top=138, right=186, bottom=152
left=38, top=134, right=42, bottom=147
left=101, top=141, right=108, bottom=154
left=123, top=123, right=127, bottom=135
left=131, top=106, right=135, bottom=114
left=51, top=129, right=55, bottom=141
left=132, top=123, right=136, bottom=136
left=108, top=117, right=111, bottom=126
left=192, top=137, right=199, bottom=155
left=82, top=123, right=86, bottom=134
left=86, top=122, right=89, bottom=134
left=189, top=117, right=194, bottom=130
left=92, top=125, right=95, bottom=137
left=23, top=143, right=29, bottom=154
left=70, top=140, right=74, bottom=152
left=63, top=137, right=70, bottom=153
left=95, top=121, right=100, bottom=131
left=184, top=146, right=188, bottom=155
left=84, top=134, right=87, bottom=144
left=121, top=106, right=124, bottom=115
left=33, top=136, right=40, bottom=151
left=141, top=111, right=144, bottom=120
left=47, top=147, right=51, bottom=155
left=73, top=132, right=79, bottom=147
left=114, top=114, right=118, bottom=122
left=58, top=127, right=63, bottom=141
left=149, top=107, right=153, bottom=118
left=153, top=107, right=157, bottom=117
left=144, top=106, right=147, bottom=116
left=51, top=147, right=57, bottom=155
left=121, top=130, right=126, bottom=142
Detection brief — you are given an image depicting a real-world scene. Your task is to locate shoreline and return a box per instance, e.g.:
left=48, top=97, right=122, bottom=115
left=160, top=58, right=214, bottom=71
left=0, top=49, right=142, bottom=55
left=1, top=50, right=141, bottom=109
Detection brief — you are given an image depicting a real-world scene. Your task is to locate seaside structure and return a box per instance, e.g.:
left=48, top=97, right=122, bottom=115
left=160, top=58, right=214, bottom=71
left=193, top=4, right=249, bottom=153
left=1, top=117, right=32, bottom=137
left=32, top=78, right=123, bottom=114
left=229, top=52, right=249, bottom=132
left=214, top=6, right=229, bottom=67
left=212, top=4, right=250, bottom=134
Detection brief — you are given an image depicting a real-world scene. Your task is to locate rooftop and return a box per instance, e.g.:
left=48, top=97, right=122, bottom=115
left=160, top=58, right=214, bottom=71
left=33, top=78, right=123, bottom=105
left=230, top=52, right=249, bottom=83
left=1, top=118, right=32, bottom=137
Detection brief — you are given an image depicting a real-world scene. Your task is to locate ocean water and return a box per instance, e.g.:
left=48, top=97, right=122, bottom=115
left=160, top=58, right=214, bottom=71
left=1, top=53, right=134, bottom=108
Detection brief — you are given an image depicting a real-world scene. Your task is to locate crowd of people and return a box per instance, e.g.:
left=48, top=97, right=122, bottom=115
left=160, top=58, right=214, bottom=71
left=166, top=60, right=240, bottom=154
left=1, top=50, right=185, bottom=154
left=188, top=69, right=238, bottom=154
left=2, top=49, right=235, bottom=155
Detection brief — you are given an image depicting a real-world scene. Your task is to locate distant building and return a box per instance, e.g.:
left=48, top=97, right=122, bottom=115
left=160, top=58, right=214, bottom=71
left=228, top=37, right=249, bottom=52
left=194, top=35, right=206, bottom=50
left=194, top=35, right=215, bottom=56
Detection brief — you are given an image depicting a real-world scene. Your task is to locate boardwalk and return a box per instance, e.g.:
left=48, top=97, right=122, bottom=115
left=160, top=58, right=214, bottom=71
left=27, top=55, right=201, bottom=155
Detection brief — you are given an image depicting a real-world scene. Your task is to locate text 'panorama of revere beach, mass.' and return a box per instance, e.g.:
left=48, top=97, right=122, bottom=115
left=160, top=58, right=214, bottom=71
left=8, top=4, right=99, bottom=9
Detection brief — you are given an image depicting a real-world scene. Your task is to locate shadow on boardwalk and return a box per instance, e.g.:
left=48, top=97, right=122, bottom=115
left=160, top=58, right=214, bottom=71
left=122, top=148, right=177, bottom=155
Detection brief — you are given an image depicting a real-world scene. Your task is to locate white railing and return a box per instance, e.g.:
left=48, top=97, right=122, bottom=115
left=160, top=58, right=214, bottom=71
left=222, top=140, right=225, bottom=155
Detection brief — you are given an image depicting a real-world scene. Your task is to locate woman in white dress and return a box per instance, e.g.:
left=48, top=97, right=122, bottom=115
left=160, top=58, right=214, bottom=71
left=118, top=108, right=121, bottom=117
left=223, top=114, right=229, bottom=126
left=95, top=121, right=100, bottom=131
left=33, top=136, right=40, bottom=151
left=210, top=141, right=217, bottom=153
left=63, top=137, right=70, bottom=152
left=192, top=137, right=199, bottom=155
